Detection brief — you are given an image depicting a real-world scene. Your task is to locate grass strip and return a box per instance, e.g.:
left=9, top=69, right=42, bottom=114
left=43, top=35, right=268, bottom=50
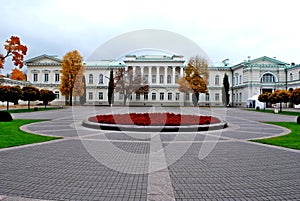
left=252, top=122, right=300, bottom=150
left=0, top=119, right=61, bottom=149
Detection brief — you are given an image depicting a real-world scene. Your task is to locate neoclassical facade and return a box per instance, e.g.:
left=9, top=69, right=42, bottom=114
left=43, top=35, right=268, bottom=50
left=10, top=54, right=299, bottom=107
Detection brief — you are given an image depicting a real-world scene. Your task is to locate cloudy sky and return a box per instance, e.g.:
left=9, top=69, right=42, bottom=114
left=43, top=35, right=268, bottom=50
left=1, top=0, right=299, bottom=74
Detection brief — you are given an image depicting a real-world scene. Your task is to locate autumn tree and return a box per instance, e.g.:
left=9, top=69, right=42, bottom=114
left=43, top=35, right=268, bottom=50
left=72, top=63, right=85, bottom=105
left=0, top=36, right=27, bottom=69
left=21, top=86, right=40, bottom=110
left=39, top=89, right=56, bottom=108
left=178, top=56, right=209, bottom=106
left=290, top=88, right=300, bottom=105
left=258, top=92, right=271, bottom=110
left=269, top=90, right=290, bottom=112
left=59, top=50, right=85, bottom=106
left=114, top=67, right=149, bottom=105
left=108, top=69, right=114, bottom=106
left=10, top=68, right=26, bottom=80
left=223, top=73, right=230, bottom=106
left=0, top=86, right=22, bottom=110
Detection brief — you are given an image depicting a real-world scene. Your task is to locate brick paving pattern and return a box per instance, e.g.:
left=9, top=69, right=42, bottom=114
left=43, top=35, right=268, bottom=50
left=0, top=107, right=299, bottom=200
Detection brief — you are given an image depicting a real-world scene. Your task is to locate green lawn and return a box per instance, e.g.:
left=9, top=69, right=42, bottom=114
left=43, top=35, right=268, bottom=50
left=6, top=107, right=63, bottom=114
left=245, top=108, right=300, bottom=116
left=0, top=119, right=61, bottom=149
left=252, top=122, right=300, bottom=150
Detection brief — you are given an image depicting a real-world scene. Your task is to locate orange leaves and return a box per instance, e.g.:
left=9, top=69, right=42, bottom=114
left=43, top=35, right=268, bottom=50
left=0, top=36, right=27, bottom=69
left=10, top=68, right=26, bottom=81
left=59, top=50, right=85, bottom=97
left=178, top=56, right=209, bottom=94
left=290, top=88, right=300, bottom=105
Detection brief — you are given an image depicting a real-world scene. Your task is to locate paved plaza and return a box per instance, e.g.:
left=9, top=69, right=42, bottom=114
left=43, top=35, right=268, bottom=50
left=0, top=107, right=300, bottom=200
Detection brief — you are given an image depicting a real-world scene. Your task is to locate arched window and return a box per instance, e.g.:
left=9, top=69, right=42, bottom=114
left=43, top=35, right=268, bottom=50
left=167, top=75, right=171, bottom=84
left=290, top=73, right=293, bottom=81
left=261, top=73, right=275, bottom=83
left=88, top=74, right=93, bottom=84
left=215, top=75, right=219, bottom=85
left=99, top=74, right=103, bottom=84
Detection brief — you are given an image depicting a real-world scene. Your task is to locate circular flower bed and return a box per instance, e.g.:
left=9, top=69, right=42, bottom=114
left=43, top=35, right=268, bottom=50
left=88, top=112, right=221, bottom=126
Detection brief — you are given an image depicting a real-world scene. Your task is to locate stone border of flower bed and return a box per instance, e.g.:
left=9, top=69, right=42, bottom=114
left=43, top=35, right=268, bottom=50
left=82, top=120, right=228, bottom=132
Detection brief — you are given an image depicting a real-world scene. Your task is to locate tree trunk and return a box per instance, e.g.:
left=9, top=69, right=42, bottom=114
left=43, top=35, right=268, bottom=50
left=6, top=101, right=9, bottom=111
left=192, top=92, right=199, bottom=106
left=69, top=90, right=73, bottom=106
left=28, top=101, right=30, bottom=110
left=123, top=95, right=127, bottom=106
left=280, top=102, right=282, bottom=112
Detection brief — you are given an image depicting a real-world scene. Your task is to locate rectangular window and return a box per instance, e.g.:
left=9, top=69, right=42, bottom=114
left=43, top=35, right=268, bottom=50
left=44, top=74, right=49, bottom=82
left=55, top=73, right=60, bottom=82
left=168, top=92, right=172, bottom=100
left=160, top=92, right=164, bottom=100
left=205, top=93, right=210, bottom=101
left=185, top=93, right=190, bottom=101
left=152, top=93, right=156, bottom=101
left=175, top=93, right=180, bottom=101
left=55, top=91, right=59, bottom=99
left=232, top=77, right=235, bottom=86
left=88, top=92, right=93, bottom=100
left=235, top=76, right=238, bottom=85
left=136, top=93, right=140, bottom=101
left=33, top=73, right=38, bottom=82
left=239, top=75, right=242, bottom=84
left=239, top=92, right=242, bottom=102
left=160, top=75, right=164, bottom=84
left=144, top=93, right=148, bottom=101
left=167, top=75, right=171, bottom=84
left=99, top=92, right=103, bottom=100
left=144, top=75, right=148, bottom=82
left=215, top=76, right=219, bottom=85
left=119, top=93, right=124, bottom=100
left=215, top=93, right=220, bottom=101
left=152, top=75, right=156, bottom=83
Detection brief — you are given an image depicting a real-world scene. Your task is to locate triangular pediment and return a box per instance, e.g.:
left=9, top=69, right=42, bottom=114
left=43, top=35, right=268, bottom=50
left=25, top=54, right=62, bottom=65
left=247, top=56, right=288, bottom=66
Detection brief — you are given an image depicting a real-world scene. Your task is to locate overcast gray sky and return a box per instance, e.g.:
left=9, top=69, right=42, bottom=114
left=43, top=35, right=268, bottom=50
left=1, top=0, right=299, bottom=74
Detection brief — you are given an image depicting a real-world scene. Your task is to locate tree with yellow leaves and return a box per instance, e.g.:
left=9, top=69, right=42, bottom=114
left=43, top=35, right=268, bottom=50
left=178, top=56, right=209, bottom=106
left=10, top=68, right=26, bottom=80
left=59, top=50, right=85, bottom=106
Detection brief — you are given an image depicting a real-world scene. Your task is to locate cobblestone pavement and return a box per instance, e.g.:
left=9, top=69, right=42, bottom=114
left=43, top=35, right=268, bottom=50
left=0, top=107, right=299, bottom=200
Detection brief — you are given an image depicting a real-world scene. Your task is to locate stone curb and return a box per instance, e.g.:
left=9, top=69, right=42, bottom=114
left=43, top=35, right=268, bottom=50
left=82, top=120, right=228, bottom=132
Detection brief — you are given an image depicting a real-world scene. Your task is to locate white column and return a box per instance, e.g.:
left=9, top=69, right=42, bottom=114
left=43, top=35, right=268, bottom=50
left=164, top=67, right=167, bottom=85
left=156, top=67, right=160, bottom=84
left=141, top=66, right=144, bottom=78
left=172, top=67, right=176, bottom=85
left=149, top=67, right=152, bottom=84
left=133, top=66, right=136, bottom=76
left=180, top=67, right=184, bottom=77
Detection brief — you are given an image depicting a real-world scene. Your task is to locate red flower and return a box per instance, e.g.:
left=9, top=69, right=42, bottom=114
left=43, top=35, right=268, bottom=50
left=89, top=113, right=221, bottom=126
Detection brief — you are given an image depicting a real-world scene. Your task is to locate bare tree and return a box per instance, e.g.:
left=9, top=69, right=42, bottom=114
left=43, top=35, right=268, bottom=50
left=114, top=68, right=149, bottom=105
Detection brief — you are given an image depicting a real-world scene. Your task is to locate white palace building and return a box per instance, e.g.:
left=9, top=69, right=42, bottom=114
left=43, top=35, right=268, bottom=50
left=2, top=54, right=300, bottom=107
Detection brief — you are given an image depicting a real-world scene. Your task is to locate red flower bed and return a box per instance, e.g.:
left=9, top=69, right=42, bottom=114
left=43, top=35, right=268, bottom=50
left=88, top=113, right=221, bottom=126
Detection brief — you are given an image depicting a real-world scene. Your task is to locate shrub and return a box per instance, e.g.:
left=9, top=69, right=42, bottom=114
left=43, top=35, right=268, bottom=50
left=0, top=111, right=13, bottom=122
